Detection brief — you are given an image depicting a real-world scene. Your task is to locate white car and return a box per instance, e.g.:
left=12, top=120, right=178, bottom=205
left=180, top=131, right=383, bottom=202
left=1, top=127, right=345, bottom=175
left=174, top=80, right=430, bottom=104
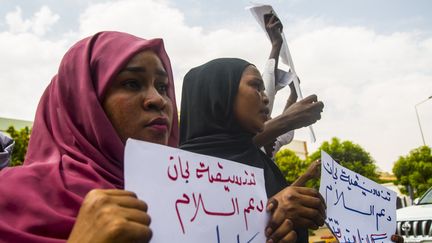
left=396, top=187, right=432, bottom=243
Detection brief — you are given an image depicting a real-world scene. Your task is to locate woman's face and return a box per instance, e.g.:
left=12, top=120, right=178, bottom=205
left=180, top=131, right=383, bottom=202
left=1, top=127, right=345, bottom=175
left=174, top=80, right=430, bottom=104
left=233, top=65, right=269, bottom=134
left=103, top=50, right=173, bottom=145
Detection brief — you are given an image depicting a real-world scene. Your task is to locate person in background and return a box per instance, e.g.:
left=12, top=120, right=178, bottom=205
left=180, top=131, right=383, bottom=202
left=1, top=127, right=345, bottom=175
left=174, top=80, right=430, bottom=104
left=0, top=132, right=14, bottom=169
left=180, top=57, right=326, bottom=243
left=0, top=31, right=178, bottom=243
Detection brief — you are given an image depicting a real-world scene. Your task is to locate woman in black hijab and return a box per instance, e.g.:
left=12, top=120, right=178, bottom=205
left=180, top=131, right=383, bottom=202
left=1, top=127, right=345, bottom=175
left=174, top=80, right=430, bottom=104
left=180, top=58, right=325, bottom=243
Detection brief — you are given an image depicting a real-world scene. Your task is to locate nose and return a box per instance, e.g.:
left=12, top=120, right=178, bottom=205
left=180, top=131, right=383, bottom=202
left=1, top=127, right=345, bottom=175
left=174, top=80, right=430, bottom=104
left=262, top=91, right=269, bottom=106
left=143, top=87, right=167, bottom=111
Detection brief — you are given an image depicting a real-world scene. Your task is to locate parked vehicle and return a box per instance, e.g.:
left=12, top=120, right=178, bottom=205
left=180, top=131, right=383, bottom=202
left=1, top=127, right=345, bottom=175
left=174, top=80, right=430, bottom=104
left=396, top=187, right=432, bottom=242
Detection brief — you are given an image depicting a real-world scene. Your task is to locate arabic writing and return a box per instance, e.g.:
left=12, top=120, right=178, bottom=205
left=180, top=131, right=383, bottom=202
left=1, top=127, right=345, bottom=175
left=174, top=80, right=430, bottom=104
left=167, top=156, right=257, bottom=188
left=167, top=155, right=265, bottom=234
left=328, top=221, right=388, bottom=243
left=216, top=225, right=260, bottom=243
left=124, top=139, right=268, bottom=242
left=319, top=151, right=396, bottom=243
left=323, top=158, right=392, bottom=202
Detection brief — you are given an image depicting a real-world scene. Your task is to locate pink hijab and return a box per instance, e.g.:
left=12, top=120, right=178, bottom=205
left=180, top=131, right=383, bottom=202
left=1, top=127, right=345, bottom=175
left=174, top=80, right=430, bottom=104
left=0, top=31, right=179, bottom=242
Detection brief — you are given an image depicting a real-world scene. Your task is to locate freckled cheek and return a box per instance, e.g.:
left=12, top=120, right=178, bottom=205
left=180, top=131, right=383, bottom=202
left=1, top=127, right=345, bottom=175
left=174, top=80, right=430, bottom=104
left=109, top=98, right=140, bottom=131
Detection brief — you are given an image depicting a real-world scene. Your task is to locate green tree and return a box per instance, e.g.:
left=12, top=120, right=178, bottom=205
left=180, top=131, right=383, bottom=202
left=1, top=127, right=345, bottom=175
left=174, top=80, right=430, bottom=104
left=6, top=126, right=31, bottom=166
left=308, top=137, right=380, bottom=182
left=393, top=146, right=432, bottom=198
left=274, top=149, right=307, bottom=184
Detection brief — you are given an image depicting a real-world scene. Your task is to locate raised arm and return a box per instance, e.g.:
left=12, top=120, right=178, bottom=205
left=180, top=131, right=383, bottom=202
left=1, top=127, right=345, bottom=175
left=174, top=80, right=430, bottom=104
left=262, top=12, right=283, bottom=113
left=291, top=159, right=321, bottom=187
left=253, top=94, right=324, bottom=147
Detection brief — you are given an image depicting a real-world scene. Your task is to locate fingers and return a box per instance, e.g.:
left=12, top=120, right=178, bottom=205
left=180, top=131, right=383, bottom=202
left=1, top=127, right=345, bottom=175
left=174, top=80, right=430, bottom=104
left=264, top=13, right=279, bottom=26
left=301, top=95, right=324, bottom=108
left=267, top=197, right=279, bottom=213
left=296, top=95, right=323, bottom=125
left=308, top=159, right=322, bottom=178
left=296, top=206, right=325, bottom=227
left=85, top=189, right=148, bottom=212
left=301, top=94, right=318, bottom=103
left=113, top=196, right=148, bottom=211
left=289, top=187, right=326, bottom=220
left=267, top=219, right=296, bottom=243
left=268, top=19, right=282, bottom=29
left=279, top=230, right=297, bottom=243
left=100, top=189, right=138, bottom=197
left=267, top=187, right=326, bottom=230
left=118, top=207, right=151, bottom=225
left=121, top=221, right=153, bottom=242
left=266, top=198, right=284, bottom=233
left=299, top=95, right=323, bottom=109
left=265, top=12, right=284, bottom=38
left=312, top=101, right=324, bottom=112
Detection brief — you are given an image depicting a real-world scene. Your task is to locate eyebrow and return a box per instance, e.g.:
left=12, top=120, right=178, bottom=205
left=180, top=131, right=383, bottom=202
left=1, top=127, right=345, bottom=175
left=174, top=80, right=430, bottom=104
left=121, top=66, right=168, bottom=77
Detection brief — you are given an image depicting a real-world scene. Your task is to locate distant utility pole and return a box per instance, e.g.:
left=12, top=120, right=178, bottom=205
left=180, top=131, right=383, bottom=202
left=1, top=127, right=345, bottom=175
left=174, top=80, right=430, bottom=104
left=415, top=95, right=432, bottom=146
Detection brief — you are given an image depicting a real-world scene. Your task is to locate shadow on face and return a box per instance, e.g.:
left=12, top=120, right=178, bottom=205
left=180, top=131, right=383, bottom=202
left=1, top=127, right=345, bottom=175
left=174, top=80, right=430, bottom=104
left=233, top=65, right=270, bottom=134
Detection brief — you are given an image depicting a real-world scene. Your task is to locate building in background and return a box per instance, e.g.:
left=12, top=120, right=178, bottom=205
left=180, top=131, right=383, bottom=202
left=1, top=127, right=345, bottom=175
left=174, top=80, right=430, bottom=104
left=280, top=139, right=308, bottom=160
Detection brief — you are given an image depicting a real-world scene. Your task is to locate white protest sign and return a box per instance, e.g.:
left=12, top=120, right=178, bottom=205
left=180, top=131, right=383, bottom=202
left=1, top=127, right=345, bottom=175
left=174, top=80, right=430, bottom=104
left=124, top=139, right=269, bottom=242
left=246, top=3, right=316, bottom=142
left=319, top=151, right=396, bottom=243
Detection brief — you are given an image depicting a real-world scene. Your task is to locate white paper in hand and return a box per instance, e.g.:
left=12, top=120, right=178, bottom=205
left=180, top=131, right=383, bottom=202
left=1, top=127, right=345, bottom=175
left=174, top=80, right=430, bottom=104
left=124, top=139, right=269, bottom=242
left=246, top=3, right=316, bottom=142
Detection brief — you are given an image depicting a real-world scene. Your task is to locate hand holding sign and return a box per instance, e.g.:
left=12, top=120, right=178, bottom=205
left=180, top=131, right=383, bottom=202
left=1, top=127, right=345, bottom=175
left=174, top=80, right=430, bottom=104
left=267, top=186, right=326, bottom=231
left=68, top=189, right=152, bottom=243
left=264, top=205, right=297, bottom=243
left=125, top=139, right=270, bottom=242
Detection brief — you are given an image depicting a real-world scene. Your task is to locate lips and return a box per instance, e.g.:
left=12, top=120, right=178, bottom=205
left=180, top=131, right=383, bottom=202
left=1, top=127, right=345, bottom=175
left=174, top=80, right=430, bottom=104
left=146, top=117, right=169, bottom=133
left=260, top=107, right=270, bottom=120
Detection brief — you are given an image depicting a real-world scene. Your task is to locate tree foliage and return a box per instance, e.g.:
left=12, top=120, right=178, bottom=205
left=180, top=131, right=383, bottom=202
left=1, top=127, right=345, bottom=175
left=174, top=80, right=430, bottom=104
left=275, top=137, right=380, bottom=189
left=274, top=149, right=307, bottom=184
left=393, top=146, right=432, bottom=198
left=308, top=137, right=380, bottom=182
left=6, top=126, right=31, bottom=166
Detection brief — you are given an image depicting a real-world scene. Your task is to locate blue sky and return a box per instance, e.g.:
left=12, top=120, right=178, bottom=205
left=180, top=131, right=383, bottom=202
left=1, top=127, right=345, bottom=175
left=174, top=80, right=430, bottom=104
left=2, top=0, right=431, bottom=34
left=0, top=0, right=431, bottom=172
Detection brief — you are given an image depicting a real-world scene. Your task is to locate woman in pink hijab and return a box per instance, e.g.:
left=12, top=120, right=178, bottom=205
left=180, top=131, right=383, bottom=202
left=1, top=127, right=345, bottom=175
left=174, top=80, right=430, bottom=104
left=0, top=31, right=178, bottom=242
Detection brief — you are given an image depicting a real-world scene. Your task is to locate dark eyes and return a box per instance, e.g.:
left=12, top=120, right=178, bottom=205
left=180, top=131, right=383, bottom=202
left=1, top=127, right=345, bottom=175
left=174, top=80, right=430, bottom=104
left=122, top=79, right=168, bottom=95
left=155, top=82, right=168, bottom=94
left=250, top=80, right=264, bottom=91
left=123, top=79, right=141, bottom=90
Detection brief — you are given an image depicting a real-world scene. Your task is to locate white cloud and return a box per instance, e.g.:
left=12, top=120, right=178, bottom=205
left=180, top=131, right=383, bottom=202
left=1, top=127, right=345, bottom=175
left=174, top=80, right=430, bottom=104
left=0, top=0, right=431, bottom=172
left=0, top=6, right=67, bottom=120
left=5, top=7, right=31, bottom=33
left=6, top=6, right=59, bottom=36
left=31, top=6, right=60, bottom=36
left=275, top=23, right=432, bottom=172
left=76, top=0, right=270, bottom=104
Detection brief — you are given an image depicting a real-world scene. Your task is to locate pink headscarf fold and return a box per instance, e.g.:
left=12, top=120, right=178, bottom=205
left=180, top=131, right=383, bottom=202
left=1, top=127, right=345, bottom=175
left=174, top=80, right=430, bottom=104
left=0, top=31, right=179, bottom=242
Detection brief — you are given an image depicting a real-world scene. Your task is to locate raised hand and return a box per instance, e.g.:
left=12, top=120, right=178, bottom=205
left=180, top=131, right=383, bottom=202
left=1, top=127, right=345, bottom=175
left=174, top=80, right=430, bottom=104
left=280, top=94, right=324, bottom=131
left=264, top=12, right=283, bottom=48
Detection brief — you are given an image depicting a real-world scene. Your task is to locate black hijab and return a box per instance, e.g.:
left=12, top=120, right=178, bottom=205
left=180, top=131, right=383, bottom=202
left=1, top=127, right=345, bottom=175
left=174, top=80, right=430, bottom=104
left=179, top=58, right=288, bottom=197
left=180, top=58, right=308, bottom=243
